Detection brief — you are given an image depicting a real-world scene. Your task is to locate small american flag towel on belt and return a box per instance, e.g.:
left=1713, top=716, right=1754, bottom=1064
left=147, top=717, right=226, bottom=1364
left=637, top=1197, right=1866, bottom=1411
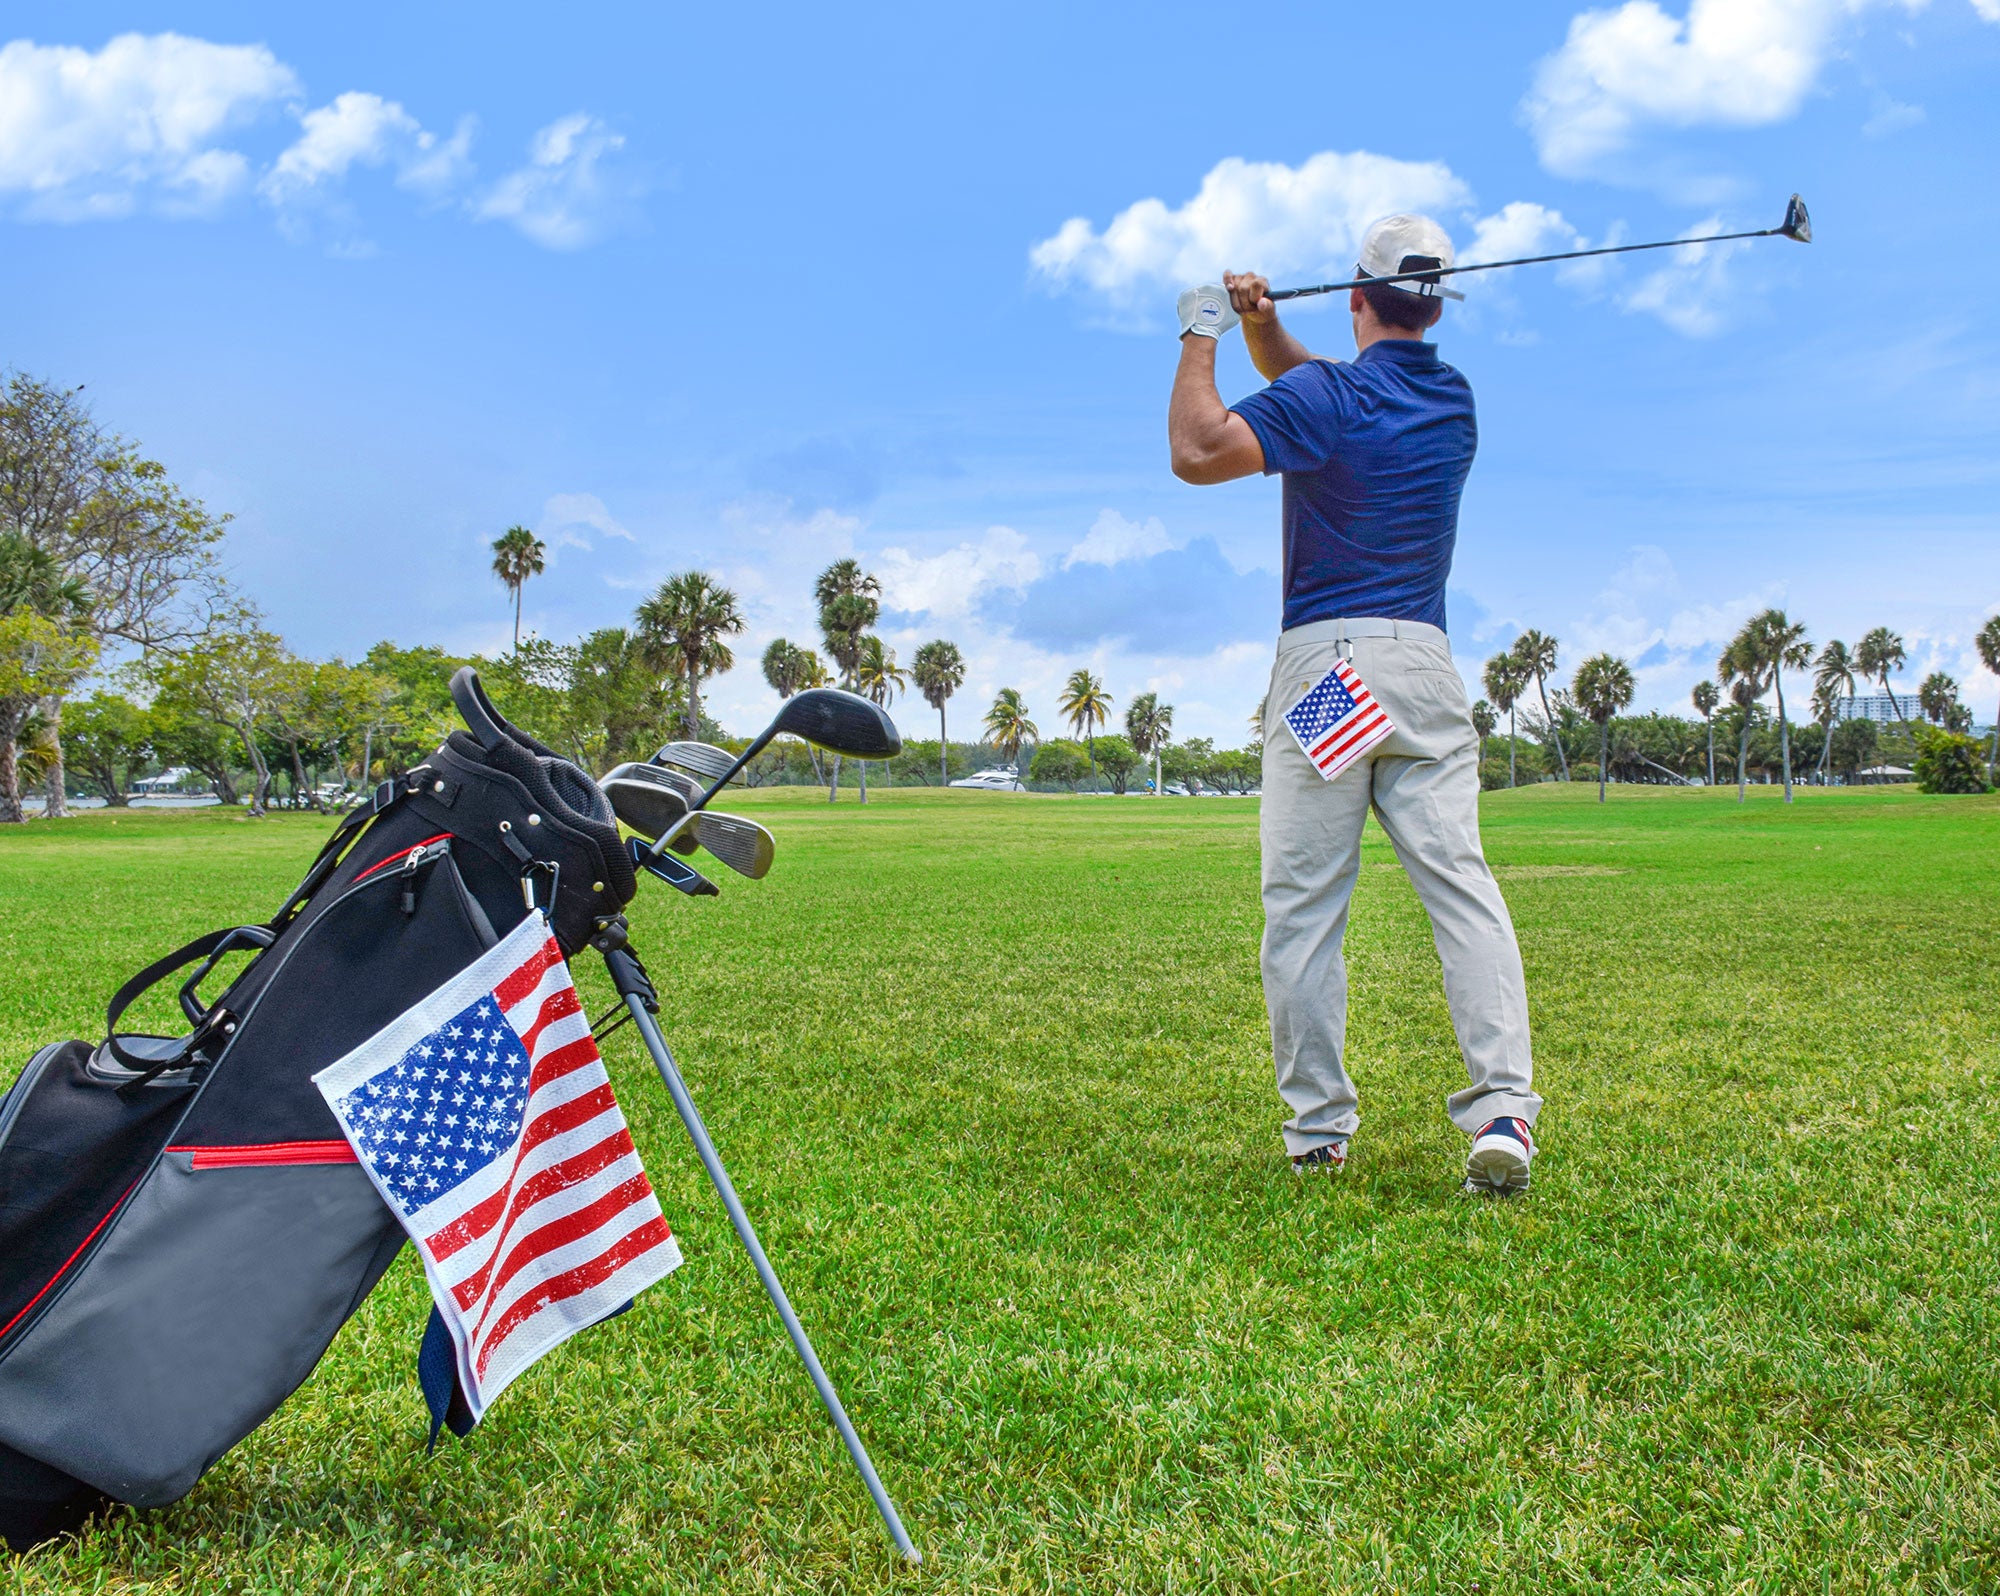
left=1284, top=658, right=1395, bottom=780
left=313, top=911, right=681, bottom=1421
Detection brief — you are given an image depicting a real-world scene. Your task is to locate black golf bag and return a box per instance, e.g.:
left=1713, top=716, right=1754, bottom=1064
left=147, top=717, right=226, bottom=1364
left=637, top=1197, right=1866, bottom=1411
left=0, top=672, right=635, bottom=1553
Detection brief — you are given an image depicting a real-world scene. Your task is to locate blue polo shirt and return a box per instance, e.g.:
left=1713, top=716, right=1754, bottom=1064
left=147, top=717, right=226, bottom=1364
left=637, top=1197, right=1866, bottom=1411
left=1230, top=340, right=1476, bottom=633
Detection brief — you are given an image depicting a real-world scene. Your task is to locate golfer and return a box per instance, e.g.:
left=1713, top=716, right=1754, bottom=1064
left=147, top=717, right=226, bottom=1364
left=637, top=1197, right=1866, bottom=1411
left=1167, top=214, right=1541, bottom=1193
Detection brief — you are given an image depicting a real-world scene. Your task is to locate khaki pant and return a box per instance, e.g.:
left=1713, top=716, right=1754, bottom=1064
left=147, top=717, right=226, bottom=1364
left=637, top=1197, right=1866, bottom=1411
left=1259, top=618, right=1540, bottom=1155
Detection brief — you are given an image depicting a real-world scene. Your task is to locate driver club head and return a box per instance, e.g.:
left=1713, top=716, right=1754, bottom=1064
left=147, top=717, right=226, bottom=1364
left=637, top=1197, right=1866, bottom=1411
left=654, top=740, right=738, bottom=783
left=1780, top=193, right=1811, bottom=243
left=600, top=768, right=700, bottom=856
left=769, top=687, right=901, bottom=760
left=692, top=810, right=776, bottom=880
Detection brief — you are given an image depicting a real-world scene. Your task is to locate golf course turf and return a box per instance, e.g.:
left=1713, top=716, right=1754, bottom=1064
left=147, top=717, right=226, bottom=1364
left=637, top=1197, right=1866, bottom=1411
left=2, top=783, right=1995, bottom=1592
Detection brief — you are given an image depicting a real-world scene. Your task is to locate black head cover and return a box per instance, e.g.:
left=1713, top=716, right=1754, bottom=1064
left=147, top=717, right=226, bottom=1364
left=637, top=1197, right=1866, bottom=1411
left=774, top=688, right=901, bottom=759
left=1780, top=194, right=1811, bottom=243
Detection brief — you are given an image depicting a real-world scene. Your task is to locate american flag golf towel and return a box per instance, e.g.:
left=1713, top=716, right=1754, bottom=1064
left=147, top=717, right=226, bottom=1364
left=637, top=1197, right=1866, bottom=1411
left=1283, top=658, right=1395, bottom=780
left=313, top=912, right=681, bottom=1421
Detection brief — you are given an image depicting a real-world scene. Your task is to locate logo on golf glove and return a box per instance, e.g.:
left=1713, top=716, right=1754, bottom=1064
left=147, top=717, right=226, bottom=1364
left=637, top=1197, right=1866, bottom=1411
left=1177, top=285, right=1240, bottom=340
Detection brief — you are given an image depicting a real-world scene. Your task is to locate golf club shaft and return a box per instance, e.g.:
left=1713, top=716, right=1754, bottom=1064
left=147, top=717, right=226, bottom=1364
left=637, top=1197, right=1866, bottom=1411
left=1269, top=224, right=1783, bottom=301
left=620, top=992, right=920, bottom=1562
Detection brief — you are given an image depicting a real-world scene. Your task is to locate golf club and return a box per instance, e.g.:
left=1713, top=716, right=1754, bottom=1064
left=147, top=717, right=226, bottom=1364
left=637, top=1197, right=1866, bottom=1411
left=1268, top=193, right=1810, bottom=302
left=638, top=763, right=704, bottom=807
left=655, top=740, right=739, bottom=783
left=603, top=768, right=778, bottom=880
left=683, top=811, right=776, bottom=880
left=600, top=767, right=701, bottom=856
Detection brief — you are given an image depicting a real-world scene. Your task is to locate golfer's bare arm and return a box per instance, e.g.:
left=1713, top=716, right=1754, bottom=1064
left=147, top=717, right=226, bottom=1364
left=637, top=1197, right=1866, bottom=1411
left=1170, top=338, right=1264, bottom=484
left=1226, top=271, right=1317, bottom=382
left=1170, top=270, right=1318, bottom=484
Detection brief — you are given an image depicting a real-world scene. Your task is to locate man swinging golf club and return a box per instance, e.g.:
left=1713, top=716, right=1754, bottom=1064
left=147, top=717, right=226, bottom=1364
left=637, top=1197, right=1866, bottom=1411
left=1168, top=214, right=1540, bottom=1193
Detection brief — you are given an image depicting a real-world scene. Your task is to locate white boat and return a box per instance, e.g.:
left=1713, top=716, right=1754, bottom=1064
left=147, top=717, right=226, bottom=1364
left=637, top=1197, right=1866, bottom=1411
left=948, top=767, right=1027, bottom=792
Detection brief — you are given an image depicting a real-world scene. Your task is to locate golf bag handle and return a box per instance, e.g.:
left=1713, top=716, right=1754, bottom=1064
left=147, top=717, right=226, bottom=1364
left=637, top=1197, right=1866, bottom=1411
left=450, top=667, right=555, bottom=758
left=103, top=925, right=277, bottom=1087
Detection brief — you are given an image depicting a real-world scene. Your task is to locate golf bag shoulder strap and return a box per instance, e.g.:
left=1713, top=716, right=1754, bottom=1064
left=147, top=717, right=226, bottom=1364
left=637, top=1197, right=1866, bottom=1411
left=102, top=924, right=278, bottom=1084
left=267, top=770, right=428, bottom=932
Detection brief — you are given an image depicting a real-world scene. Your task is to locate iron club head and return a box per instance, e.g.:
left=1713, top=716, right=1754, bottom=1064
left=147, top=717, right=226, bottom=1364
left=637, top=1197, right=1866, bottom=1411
left=600, top=767, right=700, bottom=855
left=654, top=740, right=738, bottom=783
left=690, top=810, right=776, bottom=880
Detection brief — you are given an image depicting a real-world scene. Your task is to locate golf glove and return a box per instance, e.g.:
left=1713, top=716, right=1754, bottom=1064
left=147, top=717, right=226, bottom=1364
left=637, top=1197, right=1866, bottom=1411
left=1177, top=285, right=1239, bottom=341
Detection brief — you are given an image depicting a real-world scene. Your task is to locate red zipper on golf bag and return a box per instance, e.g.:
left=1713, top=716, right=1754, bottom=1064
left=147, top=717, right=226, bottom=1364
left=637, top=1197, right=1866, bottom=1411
left=165, top=1141, right=359, bottom=1170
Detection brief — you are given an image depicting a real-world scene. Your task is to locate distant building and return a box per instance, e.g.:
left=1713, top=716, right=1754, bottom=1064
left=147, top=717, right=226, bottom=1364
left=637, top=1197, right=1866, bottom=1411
left=1837, top=693, right=1922, bottom=726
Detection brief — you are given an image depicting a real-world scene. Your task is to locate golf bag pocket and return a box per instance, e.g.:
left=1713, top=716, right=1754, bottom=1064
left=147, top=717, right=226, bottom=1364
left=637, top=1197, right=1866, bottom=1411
left=0, top=1148, right=405, bottom=1507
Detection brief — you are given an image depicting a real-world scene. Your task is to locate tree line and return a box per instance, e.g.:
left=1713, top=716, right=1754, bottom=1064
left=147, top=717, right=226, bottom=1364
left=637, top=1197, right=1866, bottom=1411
left=1474, top=611, right=2000, bottom=800
left=6, top=374, right=1993, bottom=820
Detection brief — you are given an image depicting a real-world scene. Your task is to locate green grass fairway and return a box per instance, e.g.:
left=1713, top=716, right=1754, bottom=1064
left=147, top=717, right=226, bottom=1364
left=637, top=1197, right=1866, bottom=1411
left=3, top=785, right=1997, bottom=1592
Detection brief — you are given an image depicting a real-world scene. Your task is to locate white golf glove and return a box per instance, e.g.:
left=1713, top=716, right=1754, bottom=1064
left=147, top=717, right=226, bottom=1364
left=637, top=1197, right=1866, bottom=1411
left=1176, top=285, right=1239, bottom=341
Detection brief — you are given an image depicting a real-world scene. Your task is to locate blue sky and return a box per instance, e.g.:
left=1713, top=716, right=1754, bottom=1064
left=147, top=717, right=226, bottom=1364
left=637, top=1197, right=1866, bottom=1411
left=4, top=1, right=1998, bottom=741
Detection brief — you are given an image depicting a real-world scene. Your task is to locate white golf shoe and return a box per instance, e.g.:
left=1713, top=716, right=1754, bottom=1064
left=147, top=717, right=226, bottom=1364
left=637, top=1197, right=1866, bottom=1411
left=1464, top=1117, right=1534, bottom=1195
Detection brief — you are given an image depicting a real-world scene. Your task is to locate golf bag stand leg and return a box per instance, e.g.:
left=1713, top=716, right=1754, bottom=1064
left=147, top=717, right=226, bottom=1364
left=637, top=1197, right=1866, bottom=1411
left=601, top=946, right=919, bottom=1563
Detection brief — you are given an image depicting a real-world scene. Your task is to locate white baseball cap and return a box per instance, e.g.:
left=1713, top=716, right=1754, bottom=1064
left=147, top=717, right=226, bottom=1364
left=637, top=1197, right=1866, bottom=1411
left=1356, top=214, right=1464, bottom=301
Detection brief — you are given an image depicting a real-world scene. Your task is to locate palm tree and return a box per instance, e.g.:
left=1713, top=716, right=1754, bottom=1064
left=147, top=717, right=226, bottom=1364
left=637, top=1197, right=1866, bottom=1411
left=761, top=637, right=811, bottom=699
left=1510, top=630, right=1568, bottom=780
left=1808, top=641, right=1856, bottom=785
left=634, top=571, right=745, bottom=738
left=490, top=526, right=546, bottom=651
left=910, top=639, right=966, bottom=788
left=1918, top=671, right=1959, bottom=727
left=1977, top=614, right=2000, bottom=774
left=1572, top=653, right=1635, bottom=802
left=1482, top=650, right=1528, bottom=788
left=1717, top=639, right=1769, bottom=802
left=1855, top=627, right=1912, bottom=736
left=982, top=688, right=1038, bottom=766
left=1691, top=680, right=1719, bottom=787
left=761, top=638, right=827, bottom=782
left=852, top=635, right=907, bottom=804
left=814, top=559, right=880, bottom=686
left=1125, top=691, right=1173, bottom=796
left=1058, top=669, right=1113, bottom=787
left=814, top=560, right=881, bottom=803
left=1471, top=699, right=1496, bottom=741
left=1726, top=609, right=1812, bottom=802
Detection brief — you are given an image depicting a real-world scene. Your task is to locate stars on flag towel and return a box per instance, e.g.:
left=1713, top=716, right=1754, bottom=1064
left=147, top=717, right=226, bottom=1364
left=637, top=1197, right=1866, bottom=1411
left=1283, top=659, right=1395, bottom=781
left=314, top=912, right=680, bottom=1422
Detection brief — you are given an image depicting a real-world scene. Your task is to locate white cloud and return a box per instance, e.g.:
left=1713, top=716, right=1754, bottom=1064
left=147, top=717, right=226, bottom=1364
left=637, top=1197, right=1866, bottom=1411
left=1029, top=150, right=1621, bottom=338
left=1861, top=95, right=1925, bottom=138
left=0, top=34, right=634, bottom=250
left=1064, top=509, right=1175, bottom=569
left=1616, top=216, right=1747, bottom=335
left=1521, top=0, right=1993, bottom=179
left=262, top=91, right=472, bottom=201
left=0, top=33, right=296, bottom=218
left=1030, top=150, right=1472, bottom=306
left=539, top=491, right=635, bottom=553
left=1463, top=201, right=1583, bottom=267
left=476, top=113, right=637, bottom=249
left=877, top=527, right=1041, bottom=619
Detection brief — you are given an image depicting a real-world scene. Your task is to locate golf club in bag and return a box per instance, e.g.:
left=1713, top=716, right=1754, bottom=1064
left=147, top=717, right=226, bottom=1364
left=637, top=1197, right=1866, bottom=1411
left=0, top=669, right=915, bottom=1562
